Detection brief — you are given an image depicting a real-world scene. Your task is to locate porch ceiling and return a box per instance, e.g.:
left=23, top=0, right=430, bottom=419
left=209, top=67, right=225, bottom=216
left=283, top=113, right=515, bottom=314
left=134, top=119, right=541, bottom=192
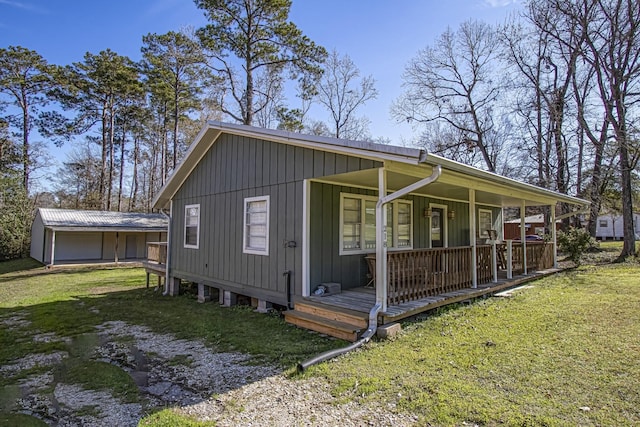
left=316, top=167, right=571, bottom=208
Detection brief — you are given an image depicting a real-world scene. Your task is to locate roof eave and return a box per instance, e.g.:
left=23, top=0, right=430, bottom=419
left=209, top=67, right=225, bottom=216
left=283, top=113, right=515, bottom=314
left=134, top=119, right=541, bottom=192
left=422, top=153, right=590, bottom=207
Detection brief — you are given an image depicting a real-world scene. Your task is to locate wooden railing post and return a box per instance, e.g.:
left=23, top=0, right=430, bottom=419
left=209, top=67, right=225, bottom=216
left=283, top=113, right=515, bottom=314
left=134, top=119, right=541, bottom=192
left=491, top=241, right=498, bottom=283
left=506, top=240, right=513, bottom=279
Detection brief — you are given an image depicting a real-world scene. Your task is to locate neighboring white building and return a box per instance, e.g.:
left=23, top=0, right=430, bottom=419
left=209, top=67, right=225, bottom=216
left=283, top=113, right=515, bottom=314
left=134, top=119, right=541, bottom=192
left=595, top=212, right=640, bottom=240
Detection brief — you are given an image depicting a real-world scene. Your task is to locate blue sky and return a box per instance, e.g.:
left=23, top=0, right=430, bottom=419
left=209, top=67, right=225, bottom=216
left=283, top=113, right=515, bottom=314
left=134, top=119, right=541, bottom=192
left=1, top=0, right=521, bottom=186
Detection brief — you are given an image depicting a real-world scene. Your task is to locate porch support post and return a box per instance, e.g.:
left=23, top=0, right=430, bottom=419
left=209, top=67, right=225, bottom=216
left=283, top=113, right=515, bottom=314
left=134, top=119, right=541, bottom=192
left=375, top=165, right=442, bottom=312
left=551, top=203, right=558, bottom=268
left=469, top=189, right=477, bottom=288
left=302, top=179, right=311, bottom=297
left=163, top=200, right=173, bottom=295
left=375, top=168, right=388, bottom=312
left=491, top=241, right=498, bottom=283
left=115, top=232, right=119, bottom=264
left=506, top=240, right=513, bottom=278
left=521, top=200, right=527, bottom=275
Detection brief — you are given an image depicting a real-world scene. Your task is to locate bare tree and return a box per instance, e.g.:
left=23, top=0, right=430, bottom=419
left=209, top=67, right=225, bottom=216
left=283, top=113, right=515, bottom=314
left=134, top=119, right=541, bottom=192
left=393, top=20, right=502, bottom=171
left=315, top=50, right=378, bottom=140
left=544, top=0, right=640, bottom=258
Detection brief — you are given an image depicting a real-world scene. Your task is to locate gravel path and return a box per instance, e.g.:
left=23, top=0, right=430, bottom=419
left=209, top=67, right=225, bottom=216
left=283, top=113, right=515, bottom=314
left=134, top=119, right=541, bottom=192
left=1, top=314, right=418, bottom=426
left=179, top=375, right=418, bottom=427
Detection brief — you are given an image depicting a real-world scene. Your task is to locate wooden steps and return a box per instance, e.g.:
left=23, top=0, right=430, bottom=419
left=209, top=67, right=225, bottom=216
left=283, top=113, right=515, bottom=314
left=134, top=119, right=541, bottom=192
left=284, top=300, right=368, bottom=342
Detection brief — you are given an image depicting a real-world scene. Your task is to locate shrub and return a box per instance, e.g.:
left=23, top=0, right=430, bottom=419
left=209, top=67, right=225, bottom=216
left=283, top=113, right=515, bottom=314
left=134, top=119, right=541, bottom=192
left=557, top=227, right=596, bottom=266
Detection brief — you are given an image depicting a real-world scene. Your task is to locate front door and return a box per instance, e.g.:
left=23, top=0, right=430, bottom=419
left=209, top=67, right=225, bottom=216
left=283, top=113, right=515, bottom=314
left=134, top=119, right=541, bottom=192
left=431, top=208, right=444, bottom=248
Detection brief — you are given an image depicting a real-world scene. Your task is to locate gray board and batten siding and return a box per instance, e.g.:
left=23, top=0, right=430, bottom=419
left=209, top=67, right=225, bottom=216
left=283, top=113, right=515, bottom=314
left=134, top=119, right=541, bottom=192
left=309, top=181, right=502, bottom=291
left=169, top=132, right=382, bottom=305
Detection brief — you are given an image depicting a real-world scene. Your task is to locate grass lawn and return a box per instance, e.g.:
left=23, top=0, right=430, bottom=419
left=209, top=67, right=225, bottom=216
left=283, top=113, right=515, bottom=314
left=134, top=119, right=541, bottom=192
left=304, top=259, right=640, bottom=426
left=1, top=246, right=639, bottom=426
left=0, top=260, right=342, bottom=370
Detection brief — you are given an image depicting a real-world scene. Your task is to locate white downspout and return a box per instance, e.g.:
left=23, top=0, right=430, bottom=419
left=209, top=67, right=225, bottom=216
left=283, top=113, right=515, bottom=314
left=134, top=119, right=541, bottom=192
left=375, top=168, right=388, bottom=311
left=375, top=165, right=442, bottom=313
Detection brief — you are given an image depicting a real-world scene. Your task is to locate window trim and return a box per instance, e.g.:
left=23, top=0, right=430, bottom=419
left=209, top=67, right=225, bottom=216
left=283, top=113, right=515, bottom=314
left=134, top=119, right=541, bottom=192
left=339, top=193, right=413, bottom=255
left=243, top=195, right=270, bottom=256
left=478, top=209, right=493, bottom=239
left=184, top=204, right=200, bottom=249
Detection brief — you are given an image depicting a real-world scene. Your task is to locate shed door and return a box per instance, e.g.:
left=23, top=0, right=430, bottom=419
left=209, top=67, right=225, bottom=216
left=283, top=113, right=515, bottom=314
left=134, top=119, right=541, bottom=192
left=55, top=232, right=102, bottom=261
left=125, top=235, right=138, bottom=259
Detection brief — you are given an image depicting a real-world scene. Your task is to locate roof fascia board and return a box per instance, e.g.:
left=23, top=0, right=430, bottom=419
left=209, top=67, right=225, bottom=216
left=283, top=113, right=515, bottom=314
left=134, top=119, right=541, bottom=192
left=209, top=121, right=423, bottom=160
left=47, top=227, right=167, bottom=233
left=152, top=127, right=222, bottom=208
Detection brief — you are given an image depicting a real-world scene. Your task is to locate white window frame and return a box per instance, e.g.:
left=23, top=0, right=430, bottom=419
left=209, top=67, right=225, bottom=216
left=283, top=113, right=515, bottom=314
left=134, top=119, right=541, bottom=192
left=478, top=209, right=493, bottom=239
left=339, top=193, right=413, bottom=255
left=184, top=204, right=200, bottom=249
left=243, top=195, right=270, bottom=256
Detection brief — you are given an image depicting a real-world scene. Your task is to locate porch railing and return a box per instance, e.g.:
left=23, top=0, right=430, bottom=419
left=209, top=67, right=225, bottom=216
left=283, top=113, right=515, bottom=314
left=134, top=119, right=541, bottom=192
left=511, top=242, right=554, bottom=274
left=368, top=242, right=555, bottom=307
left=147, top=242, right=167, bottom=265
left=375, top=247, right=475, bottom=306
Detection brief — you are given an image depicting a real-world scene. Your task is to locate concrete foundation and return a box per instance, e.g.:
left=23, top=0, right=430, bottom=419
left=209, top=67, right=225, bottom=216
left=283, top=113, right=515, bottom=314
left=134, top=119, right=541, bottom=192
left=197, top=283, right=212, bottom=303
left=377, top=322, right=402, bottom=339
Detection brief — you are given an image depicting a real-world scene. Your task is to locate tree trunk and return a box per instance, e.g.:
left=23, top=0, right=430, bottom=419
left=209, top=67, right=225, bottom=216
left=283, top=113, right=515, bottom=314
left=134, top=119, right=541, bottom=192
left=107, top=105, right=115, bottom=211
left=173, top=75, right=179, bottom=170
left=129, top=134, right=139, bottom=212
left=618, top=132, right=636, bottom=258
left=117, top=122, right=126, bottom=212
left=21, top=88, right=30, bottom=193
left=100, top=106, right=108, bottom=210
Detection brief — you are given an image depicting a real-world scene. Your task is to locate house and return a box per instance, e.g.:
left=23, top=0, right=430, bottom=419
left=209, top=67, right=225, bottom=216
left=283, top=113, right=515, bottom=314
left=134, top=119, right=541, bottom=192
left=150, top=121, right=588, bottom=340
left=503, top=213, right=560, bottom=240
left=595, top=212, right=640, bottom=240
left=30, top=208, right=168, bottom=266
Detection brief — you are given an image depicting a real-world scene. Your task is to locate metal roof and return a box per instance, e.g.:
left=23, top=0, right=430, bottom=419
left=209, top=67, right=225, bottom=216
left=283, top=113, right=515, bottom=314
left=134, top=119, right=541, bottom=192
left=37, top=208, right=168, bottom=232
left=152, top=121, right=589, bottom=210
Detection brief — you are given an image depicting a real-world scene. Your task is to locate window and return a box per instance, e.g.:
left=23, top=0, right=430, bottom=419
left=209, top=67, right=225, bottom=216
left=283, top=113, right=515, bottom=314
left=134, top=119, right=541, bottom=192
left=184, top=204, right=200, bottom=249
left=599, top=219, right=608, bottom=227
left=478, top=209, right=493, bottom=238
left=340, top=193, right=413, bottom=254
left=243, top=196, right=270, bottom=255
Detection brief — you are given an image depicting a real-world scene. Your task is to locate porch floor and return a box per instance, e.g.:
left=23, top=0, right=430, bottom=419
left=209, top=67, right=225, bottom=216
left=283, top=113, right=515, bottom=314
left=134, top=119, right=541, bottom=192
left=304, top=267, right=564, bottom=324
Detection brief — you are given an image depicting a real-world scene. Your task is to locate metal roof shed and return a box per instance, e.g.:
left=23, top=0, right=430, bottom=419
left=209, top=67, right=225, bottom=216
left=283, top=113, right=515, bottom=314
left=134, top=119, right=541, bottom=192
left=30, top=208, right=168, bottom=266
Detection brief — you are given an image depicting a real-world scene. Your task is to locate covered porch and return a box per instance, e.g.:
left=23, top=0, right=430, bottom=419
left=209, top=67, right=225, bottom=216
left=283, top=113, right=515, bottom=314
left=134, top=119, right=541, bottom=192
left=286, top=242, right=558, bottom=340
left=290, top=154, right=586, bottom=340
left=305, top=262, right=562, bottom=326
left=369, top=241, right=553, bottom=308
